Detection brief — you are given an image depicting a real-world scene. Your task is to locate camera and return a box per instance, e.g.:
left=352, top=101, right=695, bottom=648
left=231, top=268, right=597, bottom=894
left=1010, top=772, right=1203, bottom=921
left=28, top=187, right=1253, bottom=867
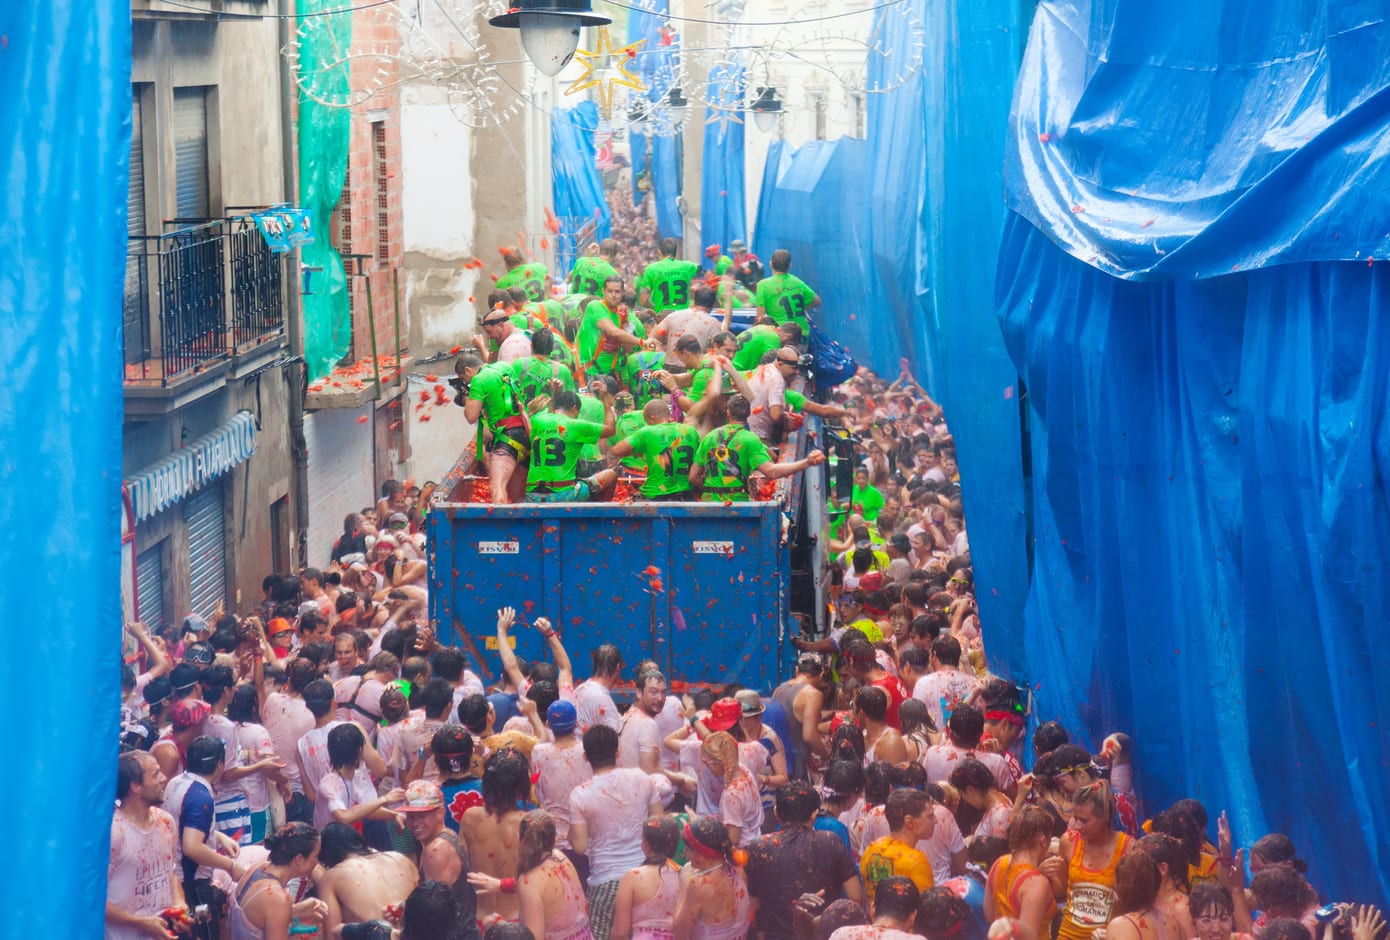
left=448, top=375, right=468, bottom=407
left=796, top=353, right=815, bottom=380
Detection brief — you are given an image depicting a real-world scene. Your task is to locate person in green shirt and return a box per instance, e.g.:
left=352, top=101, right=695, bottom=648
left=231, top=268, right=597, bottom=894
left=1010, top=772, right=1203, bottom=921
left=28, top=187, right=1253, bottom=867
left=525, top=389, right=617, bottom=503
left=577, top=276, right=649, bottom=381
left=509, top=329, right=575, bottom=407
left=732, top=319, right=799, bottom=371
left=624, top=348, right=669, bottom=409
left=608, top=392, right=648, bottom=475
left=568, top=238, right=621, bottom=295
left=574, top=378, right=614, bottom=472
left=851, top=467, right=885, bottom=522
left=456, top=352, right=528, bottom=505
left=609, top=399, right=700, bottom=500
left=754, top=249, right=820, bottom=334
left=639, top=237, right=700, bottom=315
left=495, top=248, right=549, bottom=303
left=688, top=394, right=825, bottom=501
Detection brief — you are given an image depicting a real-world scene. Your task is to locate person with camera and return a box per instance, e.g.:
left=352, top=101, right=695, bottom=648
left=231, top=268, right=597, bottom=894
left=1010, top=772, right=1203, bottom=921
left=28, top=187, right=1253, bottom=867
left=454, top=352, right=529, bottom=505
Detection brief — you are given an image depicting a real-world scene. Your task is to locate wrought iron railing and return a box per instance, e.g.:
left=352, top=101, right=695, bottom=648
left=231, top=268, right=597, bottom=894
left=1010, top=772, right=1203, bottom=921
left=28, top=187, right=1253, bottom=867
left=124, top=213, right=286, bottom=385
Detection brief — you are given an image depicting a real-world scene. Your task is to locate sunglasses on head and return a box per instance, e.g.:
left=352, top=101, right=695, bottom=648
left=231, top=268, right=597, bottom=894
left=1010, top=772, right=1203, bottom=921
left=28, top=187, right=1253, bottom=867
left=482, top=317, right=507, bottom=326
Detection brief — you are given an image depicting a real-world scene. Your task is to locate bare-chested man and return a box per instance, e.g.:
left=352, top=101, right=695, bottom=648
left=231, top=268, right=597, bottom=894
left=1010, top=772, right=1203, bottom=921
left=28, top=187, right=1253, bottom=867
left=400, top=780, right=481, bottom=940
left=313, top=822, right=419, bottom=936
left=459, top=749, right=531, bottom=927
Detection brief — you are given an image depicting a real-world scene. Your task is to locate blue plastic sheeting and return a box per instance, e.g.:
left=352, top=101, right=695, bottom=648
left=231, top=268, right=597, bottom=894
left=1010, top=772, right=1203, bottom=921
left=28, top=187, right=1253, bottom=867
left=0, top=1, right=127, bottom=932
left=999, top=0, right=1390, bottom=905
left=700, top=64, right=747, bottom=263
left=1007, top=3, right=1390, bottom=279
left=626, top=0, right=682, bottom=239
left=997, top=222, right=1390, bottom=904
left=551, top=102, right=611, bottom=275
left=753, top=0, right=1031, bottom=664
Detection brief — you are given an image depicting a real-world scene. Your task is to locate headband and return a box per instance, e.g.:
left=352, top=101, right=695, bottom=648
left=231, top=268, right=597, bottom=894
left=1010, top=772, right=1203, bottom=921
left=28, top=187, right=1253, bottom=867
left=984, top=709, right=1025, bottom=727
left=683, top=821, right=718, bottom=858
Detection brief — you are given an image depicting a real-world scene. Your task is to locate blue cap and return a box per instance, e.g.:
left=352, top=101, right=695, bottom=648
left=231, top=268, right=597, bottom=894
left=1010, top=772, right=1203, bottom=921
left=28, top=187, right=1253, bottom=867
left=547, top=700, right=577, bottom=735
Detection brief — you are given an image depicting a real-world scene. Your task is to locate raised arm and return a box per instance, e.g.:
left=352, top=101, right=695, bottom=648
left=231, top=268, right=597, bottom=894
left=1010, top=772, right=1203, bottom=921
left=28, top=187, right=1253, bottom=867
left=535, top=617, right=572, bottom=689
left=495, top=607, right=526, bottom=691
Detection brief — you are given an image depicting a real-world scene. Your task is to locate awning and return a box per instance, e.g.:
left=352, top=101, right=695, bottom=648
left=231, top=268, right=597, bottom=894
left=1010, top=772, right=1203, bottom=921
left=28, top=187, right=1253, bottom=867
left=125, top=411, right=257, bottom=522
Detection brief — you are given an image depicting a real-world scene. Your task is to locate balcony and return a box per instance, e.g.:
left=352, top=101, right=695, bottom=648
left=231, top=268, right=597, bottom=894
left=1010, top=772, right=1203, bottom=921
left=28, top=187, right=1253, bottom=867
left=124, top=216, right=287, bottom=415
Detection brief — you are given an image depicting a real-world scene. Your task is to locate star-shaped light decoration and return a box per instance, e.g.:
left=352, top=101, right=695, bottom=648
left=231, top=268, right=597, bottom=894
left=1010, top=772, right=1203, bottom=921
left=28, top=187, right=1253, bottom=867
left=565, top=27, right=646, bottom=115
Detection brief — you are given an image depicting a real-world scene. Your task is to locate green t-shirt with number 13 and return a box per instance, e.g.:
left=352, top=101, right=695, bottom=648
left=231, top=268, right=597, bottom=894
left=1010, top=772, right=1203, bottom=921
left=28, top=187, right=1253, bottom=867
left=526, top=413, right=605, bottom=489
left=640, top=258, right=700, bottom=314
left=755, top=272, right=816, bottom=332
left=626, top=422, right=700, bottom=497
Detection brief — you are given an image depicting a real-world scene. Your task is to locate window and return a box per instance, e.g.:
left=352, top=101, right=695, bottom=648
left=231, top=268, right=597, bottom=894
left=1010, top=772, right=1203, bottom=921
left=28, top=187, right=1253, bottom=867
left=173, top=87, right=210, bottom=220
left=125, top=88, right=149, bottom=364
left=852, top=93, right=867, bottom=139
left=128, top=90, right=146, bottom=238
left=270, top=495, right=289, bottom=575
left=811, top=91, right=828, bottom=141
left=373, top=121, right=390, bottom=262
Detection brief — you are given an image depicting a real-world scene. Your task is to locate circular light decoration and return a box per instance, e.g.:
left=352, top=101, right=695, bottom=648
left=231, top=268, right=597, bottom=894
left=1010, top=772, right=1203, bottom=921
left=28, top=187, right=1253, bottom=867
left=284, top=1, right=444, bottom=109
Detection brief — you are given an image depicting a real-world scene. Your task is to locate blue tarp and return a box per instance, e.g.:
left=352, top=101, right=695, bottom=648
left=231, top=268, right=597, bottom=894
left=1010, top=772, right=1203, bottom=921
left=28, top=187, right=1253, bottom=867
left=551, top=101, right=611, bottom=275
left=0, top=0, right=127, bottom=932
left=753, top=0, right=1031, bottom=680
left=700, top=64, right=748, bottom=262
left=627, top=1, right=683, bottom=240
left=999, top=0, right=1390, bottom=905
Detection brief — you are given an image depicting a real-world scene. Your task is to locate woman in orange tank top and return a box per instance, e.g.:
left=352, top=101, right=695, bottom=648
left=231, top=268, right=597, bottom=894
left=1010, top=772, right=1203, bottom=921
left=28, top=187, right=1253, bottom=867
left=986, top=806, right=1059, bottom=939
left=1042, top=781, right=1133, bottom=940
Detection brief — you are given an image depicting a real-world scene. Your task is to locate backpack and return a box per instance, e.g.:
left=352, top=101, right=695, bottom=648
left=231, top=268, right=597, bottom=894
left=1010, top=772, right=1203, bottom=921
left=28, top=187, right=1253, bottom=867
left=809, top=322, right=858, bottom=388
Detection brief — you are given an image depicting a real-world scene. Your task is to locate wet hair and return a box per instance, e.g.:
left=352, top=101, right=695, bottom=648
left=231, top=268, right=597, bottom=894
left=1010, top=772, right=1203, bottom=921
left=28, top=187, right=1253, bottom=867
left=516, top=810, right=557, bottom=874
left=931, top=634, right=962, bottom=667
left=402, top=654, right=431, bottom=686
left=774, top=780, right=822, bottom=824
left=1114, top=851, right=1161, bottom=915
left=526, top=679, right=560, bottom=719
left=1007, top=806, right=1055, bottom=851
left=432, top=724, right=475, bottom=776
left=1189, top=883, right=1236, bottom=921
left=912, top=614, right=947, bottom=641
left=432, top=647, right=465, bottom=682
left=420, top=677, right=455, bottom=719
left=884, top=787, right=931, bottom=830
left=297, top=610, right=326, bottom=638
left=319, top=821, right=373, bottom=867
left=1138, top=833, right=1191, bottom=891
left=210, top=628, right=239, bottom=654
left=917, top=886, right=971, bottom=940
left=701, top=732, right=741, bottom=780
left=728, top=394, right=751, bottom=422
left=1151, top=806, right=1203, bottom=870
left=285, top=657, right=319, bottom=694
left=1250, top=865, right=1317, bottom=917
left=529, top=661, right=559, bottom=685
left=116, top=752, right=147, bottom=800
left=1033, top=721, right=1069, bottom=756
left=483, top=925, right=535, bottom=940
left=187, top=735, right=226, bottom=776
left=457, top=694, right=491, bottom=733
left=1251, top=833, right=1306, bottom=873
left=1072, top=780, right=1117, bottom=826
left=401, top=880, right=461, bottom=940
left=854, top=686, right=889, bottom=723
left=864, top=760, right=895, bottom=807
left=946, top=705, right=984, bottom=747
left=1045, top=743, right=1094, bottom=780
left=894, top=761, right=928, bottom=791
left=822, top=760, right=865, bottom=803
left=367, top=651, right=400, bottom=676
left=226, top=684, right=261, bottom=724
left=979, top=678, right=1022, bottom=713
left=675, top=335, right=703, bottom=356
left=302, top=678, right=335, bottom=718
left=684, top=815, right=735, bottom=865
left=949, top=757, right=997, bottom=795
left=897, top=697, right=936, bottom=738
left=201, top=664, right=235, bottom=703
left=327, top=722, right=366, bottom=770
left=551, top=390, right=581, bottom=413
left=641, top=816, right=681, bottom=864
left=264, top=822, right=319, bottom=865
left=1263, top=920, right=1314, bottom=940
left=830, top=723, right=866, bottom=764
left=591, top=643, right=623, bottom=678
left=582, top=725, right=620, bottom=769
left=873, top=875, right=921, bottom=922
left=970, top=835, right=1010, bottom=869
left=1169, top=798, right=1209, bottom=833
left=820, top=899, right=870, bottom=940
left=481, top=749, right=531, bottom=817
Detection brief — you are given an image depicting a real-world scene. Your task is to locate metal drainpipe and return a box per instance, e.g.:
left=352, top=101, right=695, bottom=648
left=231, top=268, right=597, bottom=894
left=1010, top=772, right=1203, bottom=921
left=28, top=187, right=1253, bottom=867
left=279, top=0, right=311, bottom=569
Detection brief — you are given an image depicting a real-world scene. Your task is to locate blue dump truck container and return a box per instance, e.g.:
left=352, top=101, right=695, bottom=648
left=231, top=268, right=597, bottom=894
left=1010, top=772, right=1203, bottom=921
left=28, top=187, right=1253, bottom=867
left=427, top=501, right=793, bottom=692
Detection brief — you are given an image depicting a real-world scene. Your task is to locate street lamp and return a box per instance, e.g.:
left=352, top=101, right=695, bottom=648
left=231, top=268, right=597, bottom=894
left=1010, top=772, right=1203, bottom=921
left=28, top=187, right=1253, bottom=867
left=489, top=0, right=612, bottom=77
left=749, top=85, right=783, bottom=133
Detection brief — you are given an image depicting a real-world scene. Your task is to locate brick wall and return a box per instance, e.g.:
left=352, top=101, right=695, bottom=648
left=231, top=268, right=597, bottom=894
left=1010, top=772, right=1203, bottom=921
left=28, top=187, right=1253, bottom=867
left=336, top=6, right=405, bottom=363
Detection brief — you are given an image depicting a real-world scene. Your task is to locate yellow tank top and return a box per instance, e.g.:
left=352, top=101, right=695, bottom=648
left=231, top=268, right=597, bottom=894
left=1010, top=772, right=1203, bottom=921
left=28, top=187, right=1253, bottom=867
left=989, top=855, right=1056, bottom=922
left=1057, top=833, right=1130, bottom=940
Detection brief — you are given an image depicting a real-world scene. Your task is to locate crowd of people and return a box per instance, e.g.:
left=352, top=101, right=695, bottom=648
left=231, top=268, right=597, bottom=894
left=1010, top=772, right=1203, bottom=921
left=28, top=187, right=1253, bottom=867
left=110, top=227, right=1386, bottom=940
